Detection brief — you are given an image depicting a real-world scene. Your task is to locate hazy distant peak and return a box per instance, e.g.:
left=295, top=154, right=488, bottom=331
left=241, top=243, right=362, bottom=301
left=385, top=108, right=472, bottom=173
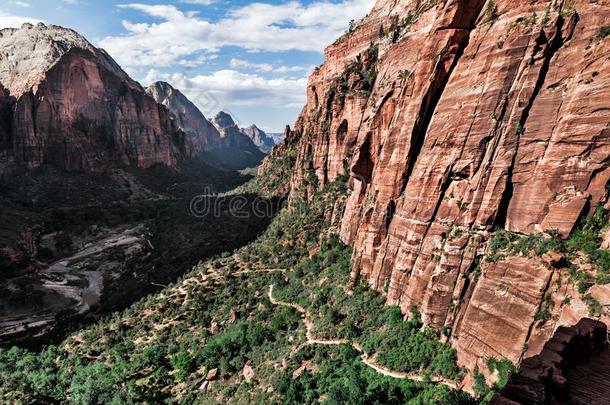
left=213, top=111, right=237, bottom=129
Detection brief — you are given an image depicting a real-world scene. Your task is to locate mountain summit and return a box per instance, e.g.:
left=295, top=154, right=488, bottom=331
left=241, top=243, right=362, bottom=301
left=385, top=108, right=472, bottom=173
left=0, top=23, right=185, bottom=174
left=212, top=111, right=237, bottom=130
left=241, top=125, right=275, bottom=153
left=146, top=83, right=266, bottom=168
left=0, top=23, right=138, bottom=98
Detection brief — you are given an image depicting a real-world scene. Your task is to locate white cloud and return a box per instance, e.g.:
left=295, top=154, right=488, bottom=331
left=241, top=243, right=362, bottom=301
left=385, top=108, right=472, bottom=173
left=229, top=58, right=273, bottom=73
left=229, top=58, right=314, bottom=74
left=10, top=1, right=31, bottom=8
left=141, top=69, right=308, bottom=113
left=99, top=0, right=375, bottom=68
left=274, top=65, right=313, bottom=74
left=0, top=12, right=41, bottom=28
left=180, top=0, right=216, bottom=4
left=117, top=4, right=184, bottom=20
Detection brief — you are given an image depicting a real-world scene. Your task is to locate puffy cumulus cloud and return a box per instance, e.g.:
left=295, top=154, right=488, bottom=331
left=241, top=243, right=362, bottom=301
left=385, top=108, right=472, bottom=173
left=0, top=12, right=41, bottom=28
left=142, top=68, right=308, bottom=114
left=99, top=0, right=374, bottom=67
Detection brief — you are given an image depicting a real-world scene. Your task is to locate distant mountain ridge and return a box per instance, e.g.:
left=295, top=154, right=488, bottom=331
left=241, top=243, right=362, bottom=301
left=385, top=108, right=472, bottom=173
left=241, top=125, right=275, bottom=153
left=146, top=81, right=223, bottom=155
left=0, top=23, right=271, bottom=177
left=146, top=82, right=269, bottom=168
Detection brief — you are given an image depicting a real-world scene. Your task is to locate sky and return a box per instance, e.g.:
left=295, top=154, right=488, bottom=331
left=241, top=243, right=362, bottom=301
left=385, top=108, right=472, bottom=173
left=0, top=0, right=374, bottom=132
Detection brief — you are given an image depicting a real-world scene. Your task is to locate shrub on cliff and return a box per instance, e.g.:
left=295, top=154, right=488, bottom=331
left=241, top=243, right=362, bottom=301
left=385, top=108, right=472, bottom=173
left=486, top=229, right=563, bottom=262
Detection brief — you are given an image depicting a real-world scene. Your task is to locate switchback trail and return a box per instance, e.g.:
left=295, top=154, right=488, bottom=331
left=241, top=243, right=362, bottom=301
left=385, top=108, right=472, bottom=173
left=267, top=285, right=461, bottom=390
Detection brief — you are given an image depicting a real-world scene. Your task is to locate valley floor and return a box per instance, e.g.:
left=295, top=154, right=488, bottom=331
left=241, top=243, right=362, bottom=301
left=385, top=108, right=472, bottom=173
left=0, top=177, right=476, bottom=404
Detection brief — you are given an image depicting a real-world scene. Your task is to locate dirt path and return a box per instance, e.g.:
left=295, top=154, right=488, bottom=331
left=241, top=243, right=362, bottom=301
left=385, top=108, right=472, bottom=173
left=268, top=285, right=460, bottom=389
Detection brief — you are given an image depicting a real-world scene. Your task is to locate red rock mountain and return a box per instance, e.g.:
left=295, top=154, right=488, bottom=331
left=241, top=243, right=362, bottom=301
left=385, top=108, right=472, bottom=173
left=0, top=23, right=187, bottom=176
left=265, top=0, right=610, bottom=384
left=204, top=111, right=266, bottom=168
left=211, top=111, right=262, bottom=151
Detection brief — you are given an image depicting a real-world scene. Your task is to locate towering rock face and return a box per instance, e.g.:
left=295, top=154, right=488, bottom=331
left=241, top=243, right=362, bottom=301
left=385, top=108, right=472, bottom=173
left=0, top=23, right=186, bottom=175
left=146, top=81, right=224, bottom=154
left=276, top=0, right=610, bottom=380
left=241, top=125, right=275, bottom=153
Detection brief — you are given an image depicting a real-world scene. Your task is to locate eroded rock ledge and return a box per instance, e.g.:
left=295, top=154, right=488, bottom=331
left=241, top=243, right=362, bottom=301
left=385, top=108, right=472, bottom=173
left=491, top=318, right=608, bottom=404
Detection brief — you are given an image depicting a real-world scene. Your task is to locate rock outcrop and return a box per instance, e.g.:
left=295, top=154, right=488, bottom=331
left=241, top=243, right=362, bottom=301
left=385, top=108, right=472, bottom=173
left=204, top=111, right=266, bottom=168
left=268, top=0, right=610, bottom=381
left=0, top=23, right=187, bottom=176
left=241, top=124, right=275, bottom=153
left=492, top=318, right=608, bottom=404
left=212, top=111, right=261, bottom=151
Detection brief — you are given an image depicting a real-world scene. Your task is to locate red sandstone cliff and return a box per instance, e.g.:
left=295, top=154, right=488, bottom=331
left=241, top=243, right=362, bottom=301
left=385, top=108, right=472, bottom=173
left=272, top=0, right=610, bottom=382
left=0, top=23, right=187, bottom=175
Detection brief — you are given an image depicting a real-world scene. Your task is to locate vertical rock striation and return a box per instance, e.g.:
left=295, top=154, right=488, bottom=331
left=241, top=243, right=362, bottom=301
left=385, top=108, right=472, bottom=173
left=271, top=0, right=610, bottom=378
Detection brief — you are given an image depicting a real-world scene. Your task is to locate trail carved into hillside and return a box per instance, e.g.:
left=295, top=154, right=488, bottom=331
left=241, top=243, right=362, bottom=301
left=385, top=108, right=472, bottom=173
left=267, top=285, right=461, bottom=389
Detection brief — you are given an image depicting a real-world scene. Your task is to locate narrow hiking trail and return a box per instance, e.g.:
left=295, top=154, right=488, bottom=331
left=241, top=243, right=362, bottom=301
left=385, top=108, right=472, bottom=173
left=267, top=285, right=461, bottom=390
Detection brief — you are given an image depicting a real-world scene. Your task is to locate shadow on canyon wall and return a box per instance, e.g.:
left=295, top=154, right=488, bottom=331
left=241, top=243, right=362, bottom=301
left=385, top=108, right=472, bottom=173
left=492, top=318, right=609, bottom=405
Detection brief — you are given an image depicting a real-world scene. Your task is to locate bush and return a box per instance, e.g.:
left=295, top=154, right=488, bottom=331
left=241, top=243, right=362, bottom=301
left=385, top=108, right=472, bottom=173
left=567, top=228, right=598, bottom=254
left=584, top=294, right=604, bottom=317
left=598, top=26, right=610, bottom=39
left=170, top=350, right=195, bottom=381
left=594, top=249, right=610, bottom=272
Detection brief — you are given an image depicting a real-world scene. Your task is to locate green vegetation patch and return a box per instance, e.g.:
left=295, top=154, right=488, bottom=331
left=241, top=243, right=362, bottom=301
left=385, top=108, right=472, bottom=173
left=276, top=345, right=474, bottom=405
left=274, top=236, right=462, bottom=380
left=485, top=229, right=563, bottom=263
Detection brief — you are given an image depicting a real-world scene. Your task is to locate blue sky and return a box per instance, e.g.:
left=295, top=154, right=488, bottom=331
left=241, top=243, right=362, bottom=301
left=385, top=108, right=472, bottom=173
left=0, top=0, right=374, bottom=132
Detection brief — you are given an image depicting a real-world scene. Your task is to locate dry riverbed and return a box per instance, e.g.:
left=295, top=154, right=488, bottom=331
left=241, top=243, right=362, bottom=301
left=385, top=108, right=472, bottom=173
left=0, top=226, right=147, bottom=346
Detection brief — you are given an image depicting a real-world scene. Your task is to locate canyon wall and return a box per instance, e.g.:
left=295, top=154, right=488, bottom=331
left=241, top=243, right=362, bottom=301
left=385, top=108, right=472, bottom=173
left=277, top=0, right=610, bottom=379
left=0, top=23, right=187, bottom=175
